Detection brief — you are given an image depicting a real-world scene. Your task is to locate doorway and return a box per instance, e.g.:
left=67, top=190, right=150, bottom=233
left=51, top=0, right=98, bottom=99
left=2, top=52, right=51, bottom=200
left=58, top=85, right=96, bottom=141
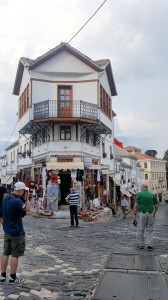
left=59, top=173, right=71, bottom=205
left=58, top=86, right=72, bottom=118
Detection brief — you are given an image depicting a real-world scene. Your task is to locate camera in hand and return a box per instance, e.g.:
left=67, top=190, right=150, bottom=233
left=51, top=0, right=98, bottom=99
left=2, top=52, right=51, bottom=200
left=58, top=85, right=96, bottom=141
left=20, top=191, right=26, bottom=203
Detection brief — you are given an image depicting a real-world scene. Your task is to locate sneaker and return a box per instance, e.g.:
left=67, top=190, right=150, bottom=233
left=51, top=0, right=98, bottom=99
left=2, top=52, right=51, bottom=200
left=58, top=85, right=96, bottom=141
left=147, top=246, right=153, bottom=251
left=137, top=245, right=144, bottom=249
left=0, top=276, right=6, bottom=283
left=9, top=276, right=24, bottom=284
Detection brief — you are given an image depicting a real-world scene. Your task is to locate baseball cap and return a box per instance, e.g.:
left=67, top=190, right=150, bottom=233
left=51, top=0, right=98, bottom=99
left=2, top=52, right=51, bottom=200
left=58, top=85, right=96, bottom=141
left=14, top=182, right=27, bottom=190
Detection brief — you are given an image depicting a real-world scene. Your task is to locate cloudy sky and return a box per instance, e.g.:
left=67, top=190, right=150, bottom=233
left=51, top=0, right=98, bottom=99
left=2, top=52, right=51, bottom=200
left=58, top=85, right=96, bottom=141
left=0, top=0, right=168, bottom=157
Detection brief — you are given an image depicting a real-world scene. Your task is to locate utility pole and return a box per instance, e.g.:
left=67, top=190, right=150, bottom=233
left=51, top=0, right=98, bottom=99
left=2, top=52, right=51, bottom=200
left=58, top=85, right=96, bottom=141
left=113, top=181, right=116, bottom=205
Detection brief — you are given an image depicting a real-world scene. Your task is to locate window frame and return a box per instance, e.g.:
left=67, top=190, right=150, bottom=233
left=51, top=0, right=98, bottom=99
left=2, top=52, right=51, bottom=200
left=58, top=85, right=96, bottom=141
left=60, top=126, right=71, bottom=140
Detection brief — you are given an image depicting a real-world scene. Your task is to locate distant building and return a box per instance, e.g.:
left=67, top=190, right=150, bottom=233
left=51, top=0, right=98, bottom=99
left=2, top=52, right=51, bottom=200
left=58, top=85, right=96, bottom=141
left=112, top=145, right=144, bottom=205
left=0, top=141, right=19, bottom=191
left=125, top=146, right=167, bottom=202
left=114, top=145, right=144, bottom=191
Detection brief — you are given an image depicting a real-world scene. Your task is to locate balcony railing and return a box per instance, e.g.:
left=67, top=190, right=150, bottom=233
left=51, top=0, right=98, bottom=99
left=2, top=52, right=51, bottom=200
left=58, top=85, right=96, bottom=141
left=34, top=100, right=98, bottom=121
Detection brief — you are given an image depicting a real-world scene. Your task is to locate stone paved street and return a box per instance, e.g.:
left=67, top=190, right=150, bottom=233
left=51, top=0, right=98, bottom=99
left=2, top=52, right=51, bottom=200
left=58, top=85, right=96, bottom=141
left=0, top=204, right=168, bottom=299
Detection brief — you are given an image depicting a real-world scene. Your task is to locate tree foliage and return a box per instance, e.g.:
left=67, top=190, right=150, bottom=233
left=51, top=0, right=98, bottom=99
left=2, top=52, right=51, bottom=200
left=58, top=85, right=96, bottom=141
left=163, top=150, right=168, bottom=186
left=144, top=150, right=157, bottom=157
left=163, top=149, right=168, bottom=161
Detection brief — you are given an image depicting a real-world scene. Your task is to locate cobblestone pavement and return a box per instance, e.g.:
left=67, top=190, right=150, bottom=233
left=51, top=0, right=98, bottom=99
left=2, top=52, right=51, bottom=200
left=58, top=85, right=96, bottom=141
left=0, top=204, right=168, bottom=299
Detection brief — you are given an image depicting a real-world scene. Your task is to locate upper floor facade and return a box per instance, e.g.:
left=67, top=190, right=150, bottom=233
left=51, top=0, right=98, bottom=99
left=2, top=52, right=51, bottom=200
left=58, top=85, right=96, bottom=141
left=13, top=43, right=117, bottom=138
left=12, top=42, right=118, bottom=173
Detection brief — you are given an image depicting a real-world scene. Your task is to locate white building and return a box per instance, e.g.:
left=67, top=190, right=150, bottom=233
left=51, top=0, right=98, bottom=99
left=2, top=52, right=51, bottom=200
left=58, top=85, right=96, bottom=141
left=12, top=42, right=118, bottom=204
left=112, top=144, right=144, bottom=205
left=0, top=141, right=19, bottom=188
left=125, top=146, right=167, bottom=202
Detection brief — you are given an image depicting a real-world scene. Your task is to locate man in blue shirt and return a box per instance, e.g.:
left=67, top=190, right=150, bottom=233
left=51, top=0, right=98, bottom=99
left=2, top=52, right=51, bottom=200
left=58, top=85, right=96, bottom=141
left=0, top=181, right=31, bottom=284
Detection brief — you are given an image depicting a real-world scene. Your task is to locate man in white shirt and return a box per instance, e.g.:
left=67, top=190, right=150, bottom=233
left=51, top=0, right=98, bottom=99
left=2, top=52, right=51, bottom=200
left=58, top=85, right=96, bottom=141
left=121, top=196, right=128, bottom=219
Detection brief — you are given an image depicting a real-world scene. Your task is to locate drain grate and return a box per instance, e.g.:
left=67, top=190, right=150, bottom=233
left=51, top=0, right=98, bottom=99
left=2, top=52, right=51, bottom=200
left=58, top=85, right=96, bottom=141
left=93, top=271, right=168, bottom=300
left=105, top=254, right=161, bottom=271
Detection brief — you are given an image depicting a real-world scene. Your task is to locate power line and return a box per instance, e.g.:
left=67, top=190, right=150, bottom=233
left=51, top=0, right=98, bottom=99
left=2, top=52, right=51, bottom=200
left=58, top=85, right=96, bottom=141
left=68, top=0, right=107, bottom=44
left=0, top=121, right=18, bottom=156
left=0, top=1, right=107, bottom=155
left=0, top=117, right=16, bottom=124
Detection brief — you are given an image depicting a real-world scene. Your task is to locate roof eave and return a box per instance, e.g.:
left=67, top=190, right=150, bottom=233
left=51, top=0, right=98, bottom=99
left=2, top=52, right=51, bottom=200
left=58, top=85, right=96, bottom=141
left=112, top=110, right=117, bottom=117
left=29, top=43, right=102, bottom=72
left=106, top=62, right=117, bottom=97
left=5, top=139, right=19, bottom=150
left=13, top=61, right=24, bottom=95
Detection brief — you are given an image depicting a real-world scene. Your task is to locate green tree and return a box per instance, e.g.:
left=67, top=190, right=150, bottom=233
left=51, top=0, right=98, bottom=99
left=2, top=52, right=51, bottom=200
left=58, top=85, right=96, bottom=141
left=163, top=149, right=168, bottom=161
left=163, top=150, right=168, bottom=185
left=144, top=150, right=157, bottom=157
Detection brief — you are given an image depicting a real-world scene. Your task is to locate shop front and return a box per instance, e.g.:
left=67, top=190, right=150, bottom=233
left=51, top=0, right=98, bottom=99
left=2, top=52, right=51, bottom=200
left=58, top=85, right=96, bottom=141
left=46, top=161, right=84, bottom=206
left=110, top=176, right=122, bottom=206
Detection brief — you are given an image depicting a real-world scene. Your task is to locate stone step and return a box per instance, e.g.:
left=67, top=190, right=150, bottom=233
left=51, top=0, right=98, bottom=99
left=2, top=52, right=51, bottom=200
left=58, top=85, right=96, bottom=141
left=59, top=204, right=69, bottom=211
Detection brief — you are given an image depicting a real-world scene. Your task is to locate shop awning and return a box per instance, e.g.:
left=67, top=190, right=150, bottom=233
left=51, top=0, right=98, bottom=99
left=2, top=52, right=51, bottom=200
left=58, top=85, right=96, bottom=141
left=46, top=162, right=84, bottom=170
left=128, top=188, right=136, bottom=195
left=113, top=177, right=121, bottom=186
left=101, top=169, right=109, bottom=174
left=1, top=175, right=12, bottom=184
left=127, top=191, right=132, bottom=197
left=120, top=187, right=132, bottom=197
left=89, top=165, right=101, bottom=170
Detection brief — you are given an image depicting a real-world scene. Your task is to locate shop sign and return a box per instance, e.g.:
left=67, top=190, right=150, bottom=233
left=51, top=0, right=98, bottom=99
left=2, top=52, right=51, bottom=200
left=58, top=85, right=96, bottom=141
left=84, top=157, right=92, bottom=168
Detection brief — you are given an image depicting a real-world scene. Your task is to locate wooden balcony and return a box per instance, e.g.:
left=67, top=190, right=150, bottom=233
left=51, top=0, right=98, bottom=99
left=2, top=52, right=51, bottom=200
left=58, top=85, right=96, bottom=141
left=33, top=100, right=98, bottom=123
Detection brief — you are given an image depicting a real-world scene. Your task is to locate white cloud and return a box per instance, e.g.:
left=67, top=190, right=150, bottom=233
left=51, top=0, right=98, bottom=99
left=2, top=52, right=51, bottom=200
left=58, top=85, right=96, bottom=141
left=0, top=0, right=167, bottom=155
left=116, top=113, right=155, bottom=137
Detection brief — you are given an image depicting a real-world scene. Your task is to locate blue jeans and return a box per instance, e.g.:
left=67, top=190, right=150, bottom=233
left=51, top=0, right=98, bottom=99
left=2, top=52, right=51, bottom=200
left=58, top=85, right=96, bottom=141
left=121, top=206, right=126, bottom=218
left=69, top=205, right=78, bottom=226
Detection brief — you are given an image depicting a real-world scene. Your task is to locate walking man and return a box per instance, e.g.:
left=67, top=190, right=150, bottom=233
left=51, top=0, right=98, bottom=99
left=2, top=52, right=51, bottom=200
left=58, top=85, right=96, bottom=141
left=133, top=183, right=159, bottom=251
left=0, top=182, right=31, bottom=284
left=121, top=196, right=128, bottom=218
left=65, top=188, right=82, bottom=227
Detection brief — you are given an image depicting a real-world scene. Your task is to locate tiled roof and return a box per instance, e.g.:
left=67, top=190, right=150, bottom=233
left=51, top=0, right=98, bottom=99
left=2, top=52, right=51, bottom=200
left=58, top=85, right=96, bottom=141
left=29, top=42, right=102, bottom=71
left=114, top=145, right=137, bottom=160
left=134, top=153, right=161, bottom=161
left=125, top=146, right=141, bottom=151
left=121, top=161, right=132, bottom=168
left=5, top=140, right=19, bottom=150
left=20, top=57, right=34, bottom=65
left=13, top=42, right=117, bottom=97
left=13, top=43, right=102, bottom=95
left=112, top=110, right=117, bottom=117
left=94, top=59, right=109, bottom=67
